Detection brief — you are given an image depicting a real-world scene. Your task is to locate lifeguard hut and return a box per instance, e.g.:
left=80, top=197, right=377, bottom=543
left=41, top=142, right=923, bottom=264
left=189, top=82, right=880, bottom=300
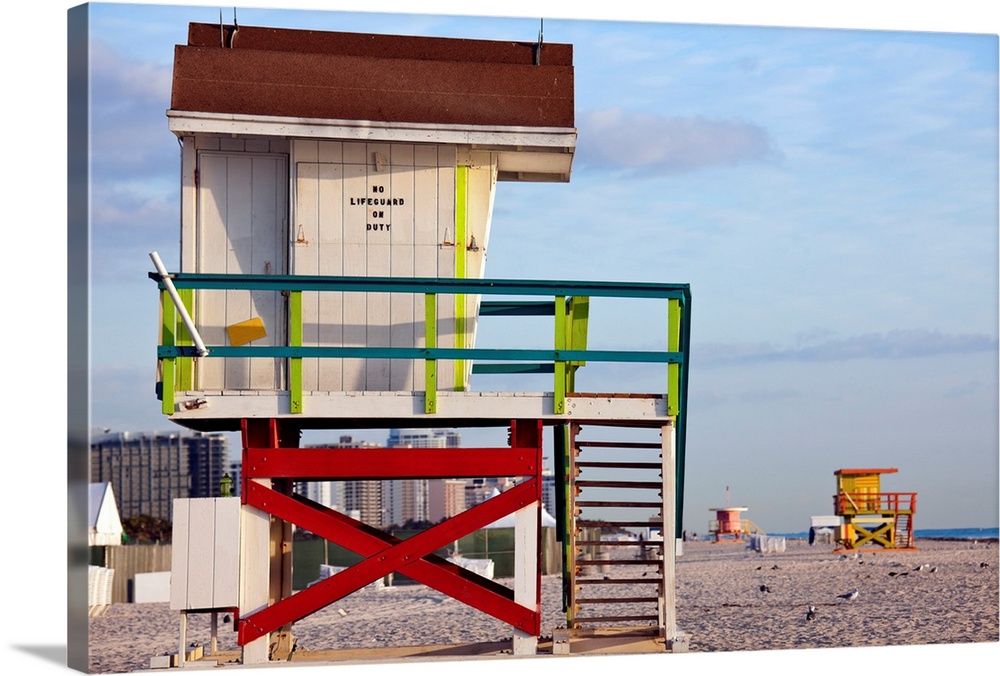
left=706, top=487, right=763, bottom=542
left=152, top=20, right=692, bottom=665
left=832, top=468, right=917, bottom=551
left=708, top=506, right=749, bottom=542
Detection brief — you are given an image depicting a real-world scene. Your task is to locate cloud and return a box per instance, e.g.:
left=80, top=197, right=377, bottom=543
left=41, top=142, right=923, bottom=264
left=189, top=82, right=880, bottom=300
left=696, top=329, right=997, bottom=367
left=574, top=107, right=779, bottom=176
left=89, top=40, right=177, bottom=182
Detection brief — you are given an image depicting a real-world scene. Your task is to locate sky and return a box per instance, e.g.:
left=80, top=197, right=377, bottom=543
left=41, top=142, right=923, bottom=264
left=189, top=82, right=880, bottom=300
left=3, top=1, right=997, bottom=675
left=79, top=0, right=998, bottom=535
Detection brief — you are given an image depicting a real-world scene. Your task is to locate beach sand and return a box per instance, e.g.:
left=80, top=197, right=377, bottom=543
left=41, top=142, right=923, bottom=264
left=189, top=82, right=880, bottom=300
left=86, top=538, right=998, bottom=673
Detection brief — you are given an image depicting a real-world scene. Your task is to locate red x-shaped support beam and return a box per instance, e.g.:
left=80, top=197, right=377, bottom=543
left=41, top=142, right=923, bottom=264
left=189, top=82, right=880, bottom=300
left=237, top=418, right=544, bottom=647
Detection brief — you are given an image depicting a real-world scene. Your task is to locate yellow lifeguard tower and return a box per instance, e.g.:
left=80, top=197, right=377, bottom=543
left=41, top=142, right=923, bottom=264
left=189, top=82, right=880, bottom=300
left=833, top=468, right=917, bottom=551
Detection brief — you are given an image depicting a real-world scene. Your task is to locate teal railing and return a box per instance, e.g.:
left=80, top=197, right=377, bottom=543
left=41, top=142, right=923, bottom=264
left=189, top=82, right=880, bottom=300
left=151, top=271, right=691, bottom=534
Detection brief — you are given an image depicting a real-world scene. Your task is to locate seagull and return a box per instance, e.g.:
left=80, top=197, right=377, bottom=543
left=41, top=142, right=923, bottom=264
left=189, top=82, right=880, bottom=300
left=980, top=562, right=990, bottom=568
left=759, top=584, right=772, bottom=593
left=837, top=589, right=859, bottom=601
left=806, top=605, right=816, bottom=621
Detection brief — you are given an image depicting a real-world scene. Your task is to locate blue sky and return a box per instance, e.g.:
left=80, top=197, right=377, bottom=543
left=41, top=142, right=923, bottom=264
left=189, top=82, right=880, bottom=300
left=77, top=1, right=998, bottom=535
left=2, top=1, right=997, bottom=674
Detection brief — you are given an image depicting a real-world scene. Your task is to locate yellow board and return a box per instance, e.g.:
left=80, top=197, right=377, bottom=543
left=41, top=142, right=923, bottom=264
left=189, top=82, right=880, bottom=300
left=227, top=317, right=267, bottom=346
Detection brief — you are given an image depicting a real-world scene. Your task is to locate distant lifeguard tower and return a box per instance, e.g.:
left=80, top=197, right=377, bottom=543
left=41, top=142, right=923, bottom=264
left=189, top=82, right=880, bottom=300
left=832, top=468, right=917, bottom=551
left=151, top=20, right=692, bottom=665
left=708, top=505, right=747, bottom=542
left=707, top=488, right=762, bottom=542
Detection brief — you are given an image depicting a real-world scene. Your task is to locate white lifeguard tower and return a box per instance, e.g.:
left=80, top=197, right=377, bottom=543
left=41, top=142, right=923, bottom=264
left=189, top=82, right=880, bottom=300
left=153, top=20, right=692, bottom=665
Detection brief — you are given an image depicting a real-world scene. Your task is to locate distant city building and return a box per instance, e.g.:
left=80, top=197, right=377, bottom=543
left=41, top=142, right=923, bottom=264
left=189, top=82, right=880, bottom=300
left=384, top=429, right=460, bottom=527
left=307, top=435, right=382, bottom=527
left=90, top=430, right=229, bottom=521
left=465, top=476, right=517, bottom=510
left=428, top=478, right=468, bottom=523
left=387, top=428, right=460, bottom=448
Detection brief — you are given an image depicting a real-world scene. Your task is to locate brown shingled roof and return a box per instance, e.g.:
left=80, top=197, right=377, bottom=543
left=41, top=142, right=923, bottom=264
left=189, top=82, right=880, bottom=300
left=171, top=23, right=574, bottom=129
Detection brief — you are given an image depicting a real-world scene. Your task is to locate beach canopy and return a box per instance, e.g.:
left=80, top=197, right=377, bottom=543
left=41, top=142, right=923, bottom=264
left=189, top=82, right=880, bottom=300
left=483, top=487, right=557, bottom=528
left=89, top=482, right=125, bottom=547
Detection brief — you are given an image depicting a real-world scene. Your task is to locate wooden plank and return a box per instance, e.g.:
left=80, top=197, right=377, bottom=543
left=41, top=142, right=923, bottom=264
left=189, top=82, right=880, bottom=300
left=187, top=499, right=218, bottom=608
left=196, top=152, right=229, bottom=390
left=224, top=155, right=254, bottom=390
left=240, top=490, right=272, bottom=664
left=436, top=151, right=457, bottom=392
left=213, top=498, right=241, bottom=608
left=293, top=161, right=321, bottom=392
left=389, top=145, right=416, bottom=390
left=248, top=155, right=285, bottom=390
left=316, top=161, right=345, bottom=392
left=169, top=499, right=190, bottom=610
left=342, top=158, right=368, bottom=390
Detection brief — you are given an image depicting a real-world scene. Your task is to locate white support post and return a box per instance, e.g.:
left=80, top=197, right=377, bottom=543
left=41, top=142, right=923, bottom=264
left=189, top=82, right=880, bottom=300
left=660, top=422, right=677, bottom=643
left=210, top=611, right=218, bottom=655
left=512, top=501, right=540, bottom=656
left=178, top=611, right=187, bottom=668
left=240, top=485, right=272, bottom=665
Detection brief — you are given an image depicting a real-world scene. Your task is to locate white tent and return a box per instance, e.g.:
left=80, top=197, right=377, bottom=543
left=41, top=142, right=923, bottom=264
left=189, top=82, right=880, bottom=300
left=482, top=488, right=557, bottom=529
left=89, top=482, right=125, bottom=547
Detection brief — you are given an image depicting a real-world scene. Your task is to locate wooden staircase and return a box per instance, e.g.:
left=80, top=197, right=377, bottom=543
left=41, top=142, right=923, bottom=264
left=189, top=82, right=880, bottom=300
left=894, top=512, right=913, bottom=548
left=565, top=423, right=670, bottom=637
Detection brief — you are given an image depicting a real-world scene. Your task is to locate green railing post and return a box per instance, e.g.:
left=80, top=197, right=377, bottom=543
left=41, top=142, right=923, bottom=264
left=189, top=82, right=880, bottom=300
left=566, top=296, right=590, bottom=393
left=667, top=298, right=681, bottom=417
left=424, top=293, right=438, bottom=414
left=159, top=289, right=176, bottom=415
left=289, top=290, right=303, bottom=414
left=554, top=295, right=567, bottom=414
left=175, top=288, right=195, bottom=391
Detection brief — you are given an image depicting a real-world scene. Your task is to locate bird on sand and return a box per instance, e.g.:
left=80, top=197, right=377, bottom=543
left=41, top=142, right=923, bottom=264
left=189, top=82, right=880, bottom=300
left=806, top=605, right=816, bottom=621
left=759, top=584, right=771, bottom=593
left=837, top=589, right=859, bottom=601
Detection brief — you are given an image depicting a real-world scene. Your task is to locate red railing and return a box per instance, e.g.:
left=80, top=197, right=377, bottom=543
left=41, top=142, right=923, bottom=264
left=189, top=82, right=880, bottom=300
left=834, top=492, right=917, bottom=515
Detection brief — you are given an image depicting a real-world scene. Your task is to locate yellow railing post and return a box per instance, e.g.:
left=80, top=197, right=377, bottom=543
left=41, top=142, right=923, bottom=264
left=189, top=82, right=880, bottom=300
left=159, top=289, right=176, bottom=415
left=554, top=295, right=567, bottom=414
left=424, top=293, right=438, bottom=414
left=289, top=290, right=303, bottom=414
left=667, top=298, right=681, bottom=417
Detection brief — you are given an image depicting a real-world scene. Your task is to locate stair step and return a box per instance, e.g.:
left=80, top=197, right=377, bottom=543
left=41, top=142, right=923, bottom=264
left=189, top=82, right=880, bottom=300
left=573, top=615, right=659, bottom=624
left=576, top=597, right=659, bottom=604
left=576, top=480, right=662, bottom=490
left=576, top=578, right=660, bottom=585
left=575, top=441, right=662, bottom=449
left=576, top=500, right=663, bottom=508
left=575, top=461, right=663, bottom=470
left=577, top=520, right=660, bottom=528
left=576, top=559, right=662, bottom=566
left=575, top=540, right=662, bottom=547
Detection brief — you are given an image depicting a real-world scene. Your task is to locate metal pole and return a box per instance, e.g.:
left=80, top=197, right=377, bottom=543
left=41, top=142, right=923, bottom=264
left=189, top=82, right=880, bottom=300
left=149, top=251, right=209, bottom=357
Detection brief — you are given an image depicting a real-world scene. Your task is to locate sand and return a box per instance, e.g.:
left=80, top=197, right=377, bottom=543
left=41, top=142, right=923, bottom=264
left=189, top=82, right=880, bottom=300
left=85, top=538, right=998, bottom=674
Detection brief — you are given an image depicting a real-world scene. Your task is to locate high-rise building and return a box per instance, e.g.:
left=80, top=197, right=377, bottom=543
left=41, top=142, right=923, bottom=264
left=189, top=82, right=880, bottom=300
left=385, top=429, right=460, bottom=527
left=90, top=430, right=229, bottom=522
left=428, top=478, right=468, bottom=523
left=311, top=435, right=382, bottom=526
